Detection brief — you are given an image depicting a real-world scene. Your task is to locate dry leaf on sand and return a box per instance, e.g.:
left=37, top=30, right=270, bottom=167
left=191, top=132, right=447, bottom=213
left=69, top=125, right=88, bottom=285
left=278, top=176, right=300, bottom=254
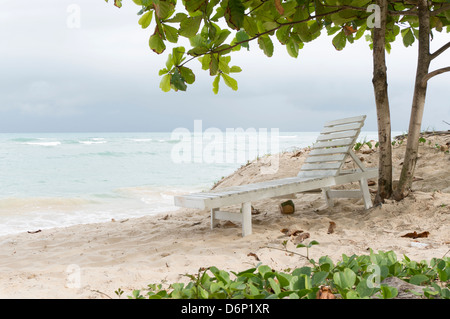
left=327, top=221, right=336, bottom=234
left=247, top=253, right=260, bottom=261
left=291, top=232, right=310, bottom=244
left=401, top=231, right=430, bottom=239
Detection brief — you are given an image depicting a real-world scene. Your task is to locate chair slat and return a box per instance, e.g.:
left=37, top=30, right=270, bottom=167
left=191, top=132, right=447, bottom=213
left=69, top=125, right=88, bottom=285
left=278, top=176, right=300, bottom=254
left=312, top=138, right=354, bottom=149
left=301, top=162, right=342, bottom=170
left=321, top=122, right=363, bottom=134
left=324, top=115, right=366, bottom=127
left=297, top=170, right=338, bottom=178
left=308, top=146, right=350, bottom=156
left=305, top=153, right=347, bottom=163
left=316, top=130, right=359, bottom=141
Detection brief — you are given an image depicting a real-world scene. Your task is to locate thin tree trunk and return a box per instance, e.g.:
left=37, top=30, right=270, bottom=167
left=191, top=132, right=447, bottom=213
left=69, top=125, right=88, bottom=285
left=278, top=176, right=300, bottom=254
left=372, top=0, right=392, bottom=204
left=393, top=0, right=431, bottom=200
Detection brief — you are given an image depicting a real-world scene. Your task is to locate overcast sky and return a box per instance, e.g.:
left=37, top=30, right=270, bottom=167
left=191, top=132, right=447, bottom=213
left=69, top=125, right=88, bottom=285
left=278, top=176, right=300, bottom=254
left=0, top=0, right=448, bottom=133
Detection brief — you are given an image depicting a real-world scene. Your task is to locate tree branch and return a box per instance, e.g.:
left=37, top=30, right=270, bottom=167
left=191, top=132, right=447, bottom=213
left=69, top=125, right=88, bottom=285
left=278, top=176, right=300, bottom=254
left=323, top=4, right=373, bottom=12
left=431, top=3, right=450, bottom=16
left=430, top=41, right=450, bottom=60
left=421, top=66, right=450, bottom=86
left=180, top=8, right=346, bottom=66
left=388, top=8, right=418, bottom=16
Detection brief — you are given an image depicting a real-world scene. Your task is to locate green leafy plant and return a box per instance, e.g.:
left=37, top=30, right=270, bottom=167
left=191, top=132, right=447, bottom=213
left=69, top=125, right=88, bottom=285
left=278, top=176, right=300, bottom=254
left=296, top=240, right=319, bottom=260
left=121, top=250, right=450, bottom=299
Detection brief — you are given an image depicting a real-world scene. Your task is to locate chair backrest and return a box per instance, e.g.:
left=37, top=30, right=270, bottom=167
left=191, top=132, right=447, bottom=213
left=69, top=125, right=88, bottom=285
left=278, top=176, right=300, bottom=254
left=297, top=115, right=366, bottom=179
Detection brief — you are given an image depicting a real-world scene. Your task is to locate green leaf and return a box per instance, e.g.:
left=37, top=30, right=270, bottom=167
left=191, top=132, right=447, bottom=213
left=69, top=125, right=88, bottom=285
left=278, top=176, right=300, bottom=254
left=230, top=65, right=242, bottom=73
left=214, top=29, right=231, bottom=46
left=179, top=67, right=195, bottom=84
left=225, top=0, right=245, bottom=30
left=263, top=21, right=279, bottom=30
left=354, top=24, right=367, bottom=40
left=276, top=25, right=290, bottom=44
left=258, top=36, right=274, bottom=57
left=401, top=28, right=415, bottom=47
left=380, top=285, right=398, bottom=299
left=160, top=74, right=171, bottom=92
left=215, top=44, right=232, bottom=55
left=318, top=256, right=334, bottom=272
left=172, top=47, right=186, bottom=65
left=409, top=274, right=429, bottom=286
left=332, top=30, right=346, bottom=51
left=333, top=268, right=356, bottom=290
left=179, top=16, right=202, bottom=38
left=218, top=55, right=231, bottom=73
left=138, top=11, right=153, bottom=29
left=286, top=38, right=299, bottom=58
left=165, top=53, right=173, bottom=70
left=235, top=30, right=250, bottom=50
left=345, top=290, right=360, bottom=299
left=198, top=54, right=211, bottom=70
left=165, top=13, right=188, bottom=23
left=188, top=46, right=209, bottom=56
left=258, top=265, right=272, bottom=277
left=209, top=54, right=219, bottom=76
left=212, top=74, right=220, bottom=94
left=163, top=24, right=179, bottom=43
left=268, top=278, right=281, bottom=295
left=222, top=73, right=238, bottom=91
left=356, top=279, right=377, bottom=298
left=154, top=0, right=173, bottom=20
left=291, top=274, right=311, bottom=290
left=243, top=16, right=258, bottom=37
left=311, top=271, right=328, bottom=286
left=437, top=268, right=448, bottom=282
left=199, top=286, right=209, bottom=299
left=275, top=273, right=291, bottom=288
left=184, top=0, right=207, bottom=12
left=149, top=33, right=166, bottom=54
left=445, top=9, right=450, bottom=21
left=158, top=68, right=169, bottom=76
left=211, top=7, right=225, bottom=22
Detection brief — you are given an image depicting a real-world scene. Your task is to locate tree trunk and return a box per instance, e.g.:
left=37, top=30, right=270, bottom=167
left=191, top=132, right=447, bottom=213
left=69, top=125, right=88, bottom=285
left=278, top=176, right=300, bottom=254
left=393, top=0, right=431, bottom=200
left=372, top=0, right=393, bottom=204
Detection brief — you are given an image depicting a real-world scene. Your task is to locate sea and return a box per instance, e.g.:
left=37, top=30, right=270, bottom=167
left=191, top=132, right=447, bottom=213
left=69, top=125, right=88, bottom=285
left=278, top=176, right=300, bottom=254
left=0, top=131, right=383, bottom=236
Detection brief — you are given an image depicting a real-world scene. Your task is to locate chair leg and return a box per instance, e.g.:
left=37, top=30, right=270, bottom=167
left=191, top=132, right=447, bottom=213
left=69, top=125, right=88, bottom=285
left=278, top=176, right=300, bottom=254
left=322, top=187, right=334, bottom=207
left=359, top=177, right=373, bottom=209
left=241, top=202, right=252, bottom=237
left=211, top=208, right=219, bottom=230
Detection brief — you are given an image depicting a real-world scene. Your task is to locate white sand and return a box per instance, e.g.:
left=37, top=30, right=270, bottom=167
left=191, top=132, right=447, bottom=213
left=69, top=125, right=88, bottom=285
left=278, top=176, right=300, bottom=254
left=0, top=134, right=448, bottom=299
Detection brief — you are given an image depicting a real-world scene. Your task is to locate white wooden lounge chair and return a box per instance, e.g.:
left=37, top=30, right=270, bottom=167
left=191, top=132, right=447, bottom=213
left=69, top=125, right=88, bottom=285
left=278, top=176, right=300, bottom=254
left=174, top=115, right=378, bottom=237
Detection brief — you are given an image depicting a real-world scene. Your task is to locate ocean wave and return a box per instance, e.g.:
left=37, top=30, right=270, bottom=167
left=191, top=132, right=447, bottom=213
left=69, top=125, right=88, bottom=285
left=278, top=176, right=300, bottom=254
left=129, top=138, right=153, bottom=142
left=79, top=140, right=107, bottom=145
left=9, top=137, right=38, bottom=143
left=23, top=141, right=62, bottom=146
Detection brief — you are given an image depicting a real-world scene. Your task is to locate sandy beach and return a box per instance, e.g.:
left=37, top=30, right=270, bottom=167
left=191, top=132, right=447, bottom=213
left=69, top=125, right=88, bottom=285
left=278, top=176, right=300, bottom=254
left=0, top=133, right=448, bottom=299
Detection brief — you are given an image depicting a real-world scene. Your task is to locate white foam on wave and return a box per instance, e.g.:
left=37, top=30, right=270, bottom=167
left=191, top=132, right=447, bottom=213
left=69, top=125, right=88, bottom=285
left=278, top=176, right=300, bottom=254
left=129, top=138, right=153, bottom=142
left=24, top=141, right=61, bottom=146
left=79, top=137, right=107, bottom=145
